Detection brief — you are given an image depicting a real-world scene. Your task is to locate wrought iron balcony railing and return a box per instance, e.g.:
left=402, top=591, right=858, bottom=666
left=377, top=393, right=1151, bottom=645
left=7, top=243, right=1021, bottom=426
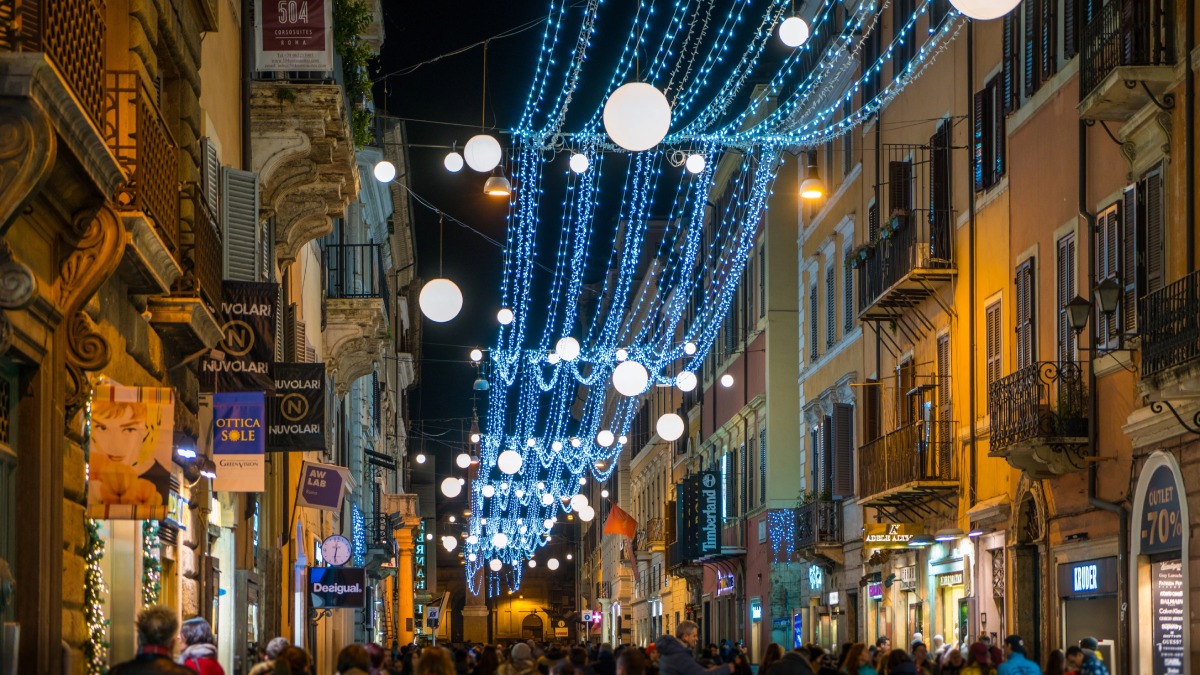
left=0, top=0, right=107, bottom=127
left=105, top=71, right=180, bottom=252
left=180, top=185, right=222, bottom=310
left=989, top=361, right=1088, bottom=449
left=1141, top=270, right=1200, bottom=380
left=325, top=242, right=389, bottom=322
left=1080, top=0, right=1172, bottom=99
left=858, top=420, right=957, bottom=500
left=795, top=499, right=840, bottom=549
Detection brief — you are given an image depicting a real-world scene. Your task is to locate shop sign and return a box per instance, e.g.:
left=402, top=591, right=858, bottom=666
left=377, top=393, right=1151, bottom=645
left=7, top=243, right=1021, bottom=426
left=678, top=470, right=721, bottom=559
left=792, top=612, right=803, bottom=649
left=88, top=385, right=175, bottom=520
left=750, top=599, right=762, bottom=621
left=268, top=363, right=327, bottom=451
left=716, top=570, right=735, bottom=595
left=1057, top=557, right=1118, bottom=598
left=212, top=391, right=266, bottom=492
left=166, top=490, right=189, bottom=529
left=309, top=566, right=365, bottom=609
left=202, top=282, right=279, bottom=393
left=1140, top=465, right=1184, bottom=555
left=1151, top=559, right=1185, bottom=675
left=867, top=582, right=884, bottom=600
left=415, top=519, right=427, bottom=591
left=772, top=618, right=788, bottom=629
left=864, top=523, right=923, bottom=548
left=295, top=460, right=351, bottom=511
left=828, top=591, right=840, bottom=606
left=937, top=572, right=964, bottom=587
left=808, top=565, right=824, bottom=590
left=255, top=0, right=334, bottom=71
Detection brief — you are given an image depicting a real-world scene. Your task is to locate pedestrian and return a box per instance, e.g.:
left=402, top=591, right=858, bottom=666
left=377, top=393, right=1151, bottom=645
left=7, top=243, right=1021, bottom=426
left=417, top=647, right=458, bottom=675
left=1062, top=647, right=1082, bottom=675
left=987, top=648, right=1003, bottom=669
left=275, top=647, right=314, bottom=675
left=1043, top=650, right=1066, bottom=675
left=910, top=643, right=932, bottom=675
left=339, top=644, right=373, bottom=675
left=807, top=645, right=838, bottom=675
left=178, top=616, right=225, bottom=675
left=595, top=645, right=617, bottom=675
left=936, top=648, right=965, bottom=675
left=499, top=643, right=538, bottom=675
left=365, top=644, right=388, bottom=675
left=110, top=605, right=194, bottom=674
left=478, top=646, right=501, bottom=675
left=761, top=647, right=814, bottom=675
left=995, top=636, right=1037, bottom=675
left=873, top=639, right=892, bottom=671
left=1075, top=638, right=1106, bottom=675
left=759, top=643, right=785, bottom=675
left=839, top=643, right=874, bottom=675
left=882, top=649, right=917, bottom=675
left=929, top=638, right=944, bottom=665
left=960, top=644, right=993, bottom=675
left=655, top=621, right=740, bottom=675
left=572, top=646, right=597, bottom=675
left=617, top=648, right=646, bottom=675
left=251, top=637, right=292, bottom=675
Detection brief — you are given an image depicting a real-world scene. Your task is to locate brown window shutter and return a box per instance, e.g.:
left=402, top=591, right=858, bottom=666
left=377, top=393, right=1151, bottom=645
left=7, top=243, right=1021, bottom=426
left=889, top=161, right=913, bottom=214
left=1122, top=184, right=1139, bottom=333
left=832, top=403, right=854, bottom=497
left=1144, top=166, right=1165, bottom=294
left=1057, top=234, right=1077, bottom=362
left=864, top=379, right=881, bottom=442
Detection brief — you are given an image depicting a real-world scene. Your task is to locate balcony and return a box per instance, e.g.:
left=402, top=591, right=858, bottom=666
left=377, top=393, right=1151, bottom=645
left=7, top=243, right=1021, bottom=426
left=858, top=420, right=957, bottom=519
left=857, top=145, right=956, bottom=322
left=144, top=186, right=223, bottom=353
left=323, top=243, right=389, bottom=395
left=1140, top=270, right=1200, bottom=393
left=796, top=499, right=841, bottom=550
left=1078, top=0, right=1174, bottom=121
left=988, top=361, right=1088, bottom=479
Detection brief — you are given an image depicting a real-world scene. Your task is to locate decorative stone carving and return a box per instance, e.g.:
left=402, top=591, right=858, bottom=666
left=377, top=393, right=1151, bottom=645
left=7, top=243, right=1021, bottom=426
left=0, top=96, right=55, bottom=236
left=0, top=239, right=37, bottom=356
left=323, top=297, right=388, bottom=397
left=117, top=214, right=183, bottom=295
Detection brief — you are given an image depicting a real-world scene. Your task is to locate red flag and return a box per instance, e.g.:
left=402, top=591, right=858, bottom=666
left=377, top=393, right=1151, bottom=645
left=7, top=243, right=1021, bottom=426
left=603, top=502, right=638, bottom=539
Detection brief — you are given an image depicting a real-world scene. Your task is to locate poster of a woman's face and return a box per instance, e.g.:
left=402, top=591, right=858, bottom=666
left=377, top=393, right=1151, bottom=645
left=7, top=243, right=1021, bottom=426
left=87, top=385, right=174, bottom=519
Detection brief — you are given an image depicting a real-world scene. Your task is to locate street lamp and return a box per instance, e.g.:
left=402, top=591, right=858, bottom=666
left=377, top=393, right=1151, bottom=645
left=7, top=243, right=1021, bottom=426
left=1065, top=295, right=1092, bottom=335
left=800, top=151, right=825, bottom=200
left=1095, top=277, right=1122, bottom=316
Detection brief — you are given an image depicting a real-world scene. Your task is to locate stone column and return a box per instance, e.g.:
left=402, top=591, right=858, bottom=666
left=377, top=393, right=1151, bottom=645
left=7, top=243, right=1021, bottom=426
left=394, top=516, right=421, bottom=644
left=462, top=567, right=490, bottom=643
left=599, top=597, right=613, bottom=645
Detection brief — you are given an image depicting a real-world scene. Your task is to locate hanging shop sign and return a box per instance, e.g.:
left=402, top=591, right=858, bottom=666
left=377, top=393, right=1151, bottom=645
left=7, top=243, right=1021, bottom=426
left=295, top=460, right=352, bottom=511
left=750, top=599, right=762, bottom=621
left=309, top=566, right=365, bottom=609
left=88, top=385, right=175, bottom=520
left=867, top=582, right=884, bottom=600
left=808, top=565, right=824, bottom=590
left=268, top=362, right=326, bottom=451
left=255, top=0, right=334, bottom=72
left=937, top=572, right=964, bottom=587
left=678, top=470, right=722, bottom=559
left=1057, top=557, right=1118, bottom=598
left=828, top=591, right=840, bottom=606
left=864, top=523, right=923, bottom=548
left=1150, top=558, right=1185, bottom=675
left=212, top=391, right=266, bottom=492
left=1140, top=465, right=1184, bottom=555
left=202, top=281, right=278, bottom=393
left=415, top=519, right=428, bottom=591
left=716, top=571, right=735, bottom=596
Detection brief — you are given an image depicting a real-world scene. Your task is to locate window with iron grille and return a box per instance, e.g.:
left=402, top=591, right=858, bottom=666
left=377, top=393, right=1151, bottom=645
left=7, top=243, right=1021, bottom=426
left=809, top=284, right=819, bottom=361
left=1015, top=259, right=1036, bottom=369
left=1057, top=233, right=1077, bottom=362
left=826, top=264, right=837, bottom=349
left=986, top=301, right=1003, bottom=392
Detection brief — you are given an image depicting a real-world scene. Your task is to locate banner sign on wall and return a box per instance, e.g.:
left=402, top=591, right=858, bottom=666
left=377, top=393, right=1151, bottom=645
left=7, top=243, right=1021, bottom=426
left=309, top=566, right=365, bottom=609
left=677, top=470, right=722, bottom=560
left=202, top=281, right=279, bottom=393
left=88, top=385, right=175, bottom=520
left=255, top=0, right=334, bottom=72
left=864, top=523, right=924, bottom=548
left=268, top=362, right=326, bottom=451
left=1139, top=464, right=1183, bottom=555
left=296, top=460, right=352, bottom=511
left=212, top=391, right=266, bottom=492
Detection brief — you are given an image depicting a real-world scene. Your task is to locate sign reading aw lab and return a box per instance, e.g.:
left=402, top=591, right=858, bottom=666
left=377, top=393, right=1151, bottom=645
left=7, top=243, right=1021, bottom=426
left=295, top=460, right=352, bottom=511
left=864, top=523, right=924, bottom=548
left=212, top=392, right=265, bottom=492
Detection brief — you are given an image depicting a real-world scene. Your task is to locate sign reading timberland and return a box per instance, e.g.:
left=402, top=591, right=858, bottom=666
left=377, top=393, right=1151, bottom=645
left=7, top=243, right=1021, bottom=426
left=864, top=523, right=923, bottom=548
left=202, top=282, right=279, bottom=393
left=677, top=470, right=722, bottom=560
left=255, top=0, right=334, bottom=72
left=268, top=362, right=327, bottom=451
left=308, top=566, right=365, bottom=609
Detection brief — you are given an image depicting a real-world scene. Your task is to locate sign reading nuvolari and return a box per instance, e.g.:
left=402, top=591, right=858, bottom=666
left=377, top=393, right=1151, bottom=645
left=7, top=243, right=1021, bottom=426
left=269, top=363, right=326, bottom=451
left=202, top=282, right=278, bottom=393
left=309, top=566, right=366, bottom=609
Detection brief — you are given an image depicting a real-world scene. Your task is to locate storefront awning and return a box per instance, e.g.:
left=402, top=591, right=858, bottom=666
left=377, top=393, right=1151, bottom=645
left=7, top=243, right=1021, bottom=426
left=966, top=494, right=1010, bottom=526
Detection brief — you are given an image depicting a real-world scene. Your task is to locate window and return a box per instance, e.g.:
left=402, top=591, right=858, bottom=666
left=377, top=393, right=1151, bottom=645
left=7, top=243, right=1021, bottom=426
left=758, top=245, right=767, bottom=318
left=1057, top=233, right=1077, bottom=362
left=1023, top=0, right=1057, bottom=99
left=929, top=0, right=952, bottom=31
left=930, top=120, right=953, bottom=261
left=893, top=0, right=916, bottom=78
left=809, top=284, right=819, bottom=361
left=937, top=333, right=952, bottom=421
left=832, top=403, right=854, bottom=497
left=862, top=16, right=881, bottom=104
left=825, top=141, right=835, bottom=192
left=863, top=379, right=882, bottom=442
left=842, top=101, right=854, bottom=176
left=758, top=427, right=767, bottom=506
left=844, top=257, right=855, bottom=334
left=1002, top=13, right=1020, bottom=112
left=1096, top=202, right=1121, bottom=348
left=1015, top=258, right=1036, bottom=368
left=897, top=359, right=916, bottom=425
left=826, top=264, right=837, bottom=348
left=721, top=453, right=729, bottom=520
left=1119, top=164, right=1166, bottom=334
left=986, top=301, right=1003, bottom=392
left=868, top=199, right=879, bottom=243
left=974, top=75, right=1007, bottom=192
left=889, top=160, right=914, bottom=215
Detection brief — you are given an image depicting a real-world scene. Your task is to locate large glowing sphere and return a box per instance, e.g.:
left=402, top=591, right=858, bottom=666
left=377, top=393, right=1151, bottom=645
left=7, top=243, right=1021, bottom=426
left=612, top=360, right=650, bottom=396
left=778, top=16, right=810, bottom=47
left=949, top=0, right=1022, bottom=20
left=492, top=532, right=509, bottom=548
left=456, top=453, right=472, bottom=469
left=656, top=413, right=686, bottom=441
left=497, top=308, right=515, bottom=325
left=444, top=152, right=465, bottom=173
left=578, top=505, right=596, bottom=522
left=442, top=536, right=458, bottom=552
left=570, top=494, right=589, bottom=511
left=373, top=160, right=397, bottom=183
left=464, top=134, right=503, bottom=172
left=441, top=477, right=462, bottom=498
left=481, top=484, right=496, bottom=498
left=603, top=82, right=672, bottom=152
left=547, top=558, right=560, bottom=570
left=419, top=278, right=463, bottom=323
left=555, top=336, right=582, bottom=361
left=569, top=153, right=590, bottom=173
left=489, top=558, right=502, bottom=571
left=596, top=430, right=615, bottom=447
left=498, top=450, right=523, bottom=475
left=685, top=154, right=707, bottom=174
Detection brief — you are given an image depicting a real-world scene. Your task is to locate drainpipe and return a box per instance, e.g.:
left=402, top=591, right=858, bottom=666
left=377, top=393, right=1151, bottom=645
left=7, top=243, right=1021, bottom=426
left=966, top=22, right=977, bottom=507
left=1080, top=120, right=1130, bottom=675
left=242, top=0, right=253, bottom=171
left=1186, top=0, right=1195, bottom=272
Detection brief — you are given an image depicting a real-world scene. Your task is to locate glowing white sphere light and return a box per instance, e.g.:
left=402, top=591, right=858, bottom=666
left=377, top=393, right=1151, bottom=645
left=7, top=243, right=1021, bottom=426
left=544, top=518, right=555, bottom=530
left=547, top=353, right=561, bottom=365
left=526, top=438, right=537, bottom=448
left=492, top=532, right=509, bottom=548
left=497, top=450, right=523, bottom=475
left=683, top=341, right=697, bottom=355
left=415, top=453, right=426, bottom=464
left=778, top=16, right=810, bottom=48
left=570, top=437, right=582, bottom=448
left=949, top=0, right=1022, bottom=20
left=569, top=153, right=590, bottom=173
left=547, top=558, right=560, bottom=571
left=463, top=134, right=503, bottom=172
left=551, top=441, right=563, bottom=451
left=481, top=484, right=496, bottom=498
left=467, top=535, right=479, bottom=545
left=570, top=494, right=589, bottom=511
left=442, top=536, right=458, bottom=552
left=656, top=413, right=686, bottom=442
left=456, top=453, right=472, bottom=469
left=618, top=435, right=628, bottom=445
left=612, top=360, right=650, bottom=396
left=555, top=336, right=581, bottom=361
left=577, top=505, right=596, bottom=522
left=541, top=493, right=554, bottom=506
left=373, top=160, right=397, bottom=183
left=470, top=433, right=481, bottom=444
left=615, top=348, right=629, bottom=362
left=497, top=308, right=515, bottom=325
left=444, top=152, right=465, bottom=173
left=468, top=553, right=477, bottom=562
left=721, top=373, right=735, bottom=388
left=489, top=558, right=502, bottom=571
left=596, top=430, right=615, bottom=447
left=603, top=82, right=672, bottom=152
left=601, top=489, right=610, bottom=499
left=419, top=278, right=463, bottom=323
left=685, top=154, right=707, bottom=174
left=676, top=371, right=698, bottom=392
left=440, top=477, right=462, bottom=498
left=470, top=348, right=484, bottom=362
left=528, top=559, right=537, bottom=568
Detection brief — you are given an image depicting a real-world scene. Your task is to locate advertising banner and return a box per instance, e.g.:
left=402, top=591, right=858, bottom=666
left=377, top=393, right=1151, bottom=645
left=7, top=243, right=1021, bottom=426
left=309, top=566, right=365, bottom=609
left=256, top=0, right=334, bottom=72
left=202, top=281, right=278, bottom=393
left=296, top=460, right=352, bottom=511
left=212, top=391, right=266, bottom=492
left=1139, top=464, right=1183, bottom=555
left=87, top=385, right=175, bottom=519
left=696, top=470, right=721, bottom=556
left=268, top=362, right=326, bottom=451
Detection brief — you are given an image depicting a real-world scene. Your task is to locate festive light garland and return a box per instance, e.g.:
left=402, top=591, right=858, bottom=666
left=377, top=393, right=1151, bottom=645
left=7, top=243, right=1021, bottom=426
left=142, top=520, right=162, bottom=607
left=82, top=392, right=109, bottom=674
left=767, top=509, right=797, bottom=565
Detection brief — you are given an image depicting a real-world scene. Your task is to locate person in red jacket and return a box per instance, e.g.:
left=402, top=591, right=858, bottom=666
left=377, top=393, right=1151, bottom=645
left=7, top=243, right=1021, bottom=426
left=179, top=616, right=226, bottom=675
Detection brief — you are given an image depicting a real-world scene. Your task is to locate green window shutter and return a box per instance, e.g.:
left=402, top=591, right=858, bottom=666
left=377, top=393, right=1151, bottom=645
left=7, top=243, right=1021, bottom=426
left=221, top=167, right=260, bottom=282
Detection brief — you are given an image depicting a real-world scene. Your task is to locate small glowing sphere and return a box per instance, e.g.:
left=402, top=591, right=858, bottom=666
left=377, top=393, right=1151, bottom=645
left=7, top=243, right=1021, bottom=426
left=499, top=482, right=508, bottom=491
left=571, top=494, right=588, bottom=511
left=567, top=553, right=573, bottom=560
left=442, top=536, right=458, bottom=552
left=778, top=16, right=811, bottom=48
left=492, top=532, right=509, bottom=548
left=464, top=134, right=503, bottom=172
left=481, top=484, right=496, bottom=498
left=618, top=435, right=628, bottom=445
left=441, top=477, right=463, bottom=498
left=528, top=559, right=537, bottom=568
left=570, top=437, right=582, bottom=448
left=458, top=477, right=465, bottom=485
left=497, top=308, right=515, bottom=325
left=498, top=450, right=523, bottom=475
left=555, top=336, right=582, bottom=361
left=547, top=353, right=561, bottom=365
left=578, top=505, right=596, bottom=522
left=615, top=348, right=629, bottom=362
left=448, top=515, right=456, bottom=523
left=579, top=477, right=587, bottom=486
left=721, top=373, right=735, bottom=388
left=515, top=489, right=525, bottom=499
left=544, top=518, right=555, bottom=529
left=551, top=441, right=563, bottom=451
left=685, top=154, right=706, bottom=174
left=470, top=348, right=484, bottom=362
left=373, top=160, right=397, bottom=183
left=547, top=558, right=560, bottom=571
left=597, top=430, right=615, bottom=447
left=415, top=453, right=426, bottom=464
left=656, top=413, right=686, bottom=441
left=419, top=278, right=463, bottom=323
left=541, top=493, right=554, bottom=506
left=612, top=360, right=650, bottom=396
left=489, top=558, right=503, bottom=571
left=676, top=371, right=698, bottom=392
left=949, top=0, right=1022, bottom=20
left=601, top=489, right=610, bottom=498
left=527, top=438, right=537, bottom=448
left=444, top=152, right=465, bottom=173
left=683, top=341, right=697, bottom=355
left=467, top=535, right=478, bottom=545
left=468, top=553, right=478, bottom=562
left=537, top=482, right=545, bottom=490
left=456, top=453, right=472, bottom=469
left=470, top=433, right=481, bottom=444
left=569, top=153, right=590, bottom=173
left=519, top=525, right=528, bottom=534
left=603, top=82, right=672, bottom=152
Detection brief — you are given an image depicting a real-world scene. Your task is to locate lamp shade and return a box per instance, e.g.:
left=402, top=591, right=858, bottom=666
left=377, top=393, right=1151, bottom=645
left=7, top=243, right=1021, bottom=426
left=612, top=360, right=650, bottom=396
left=949, top=0, right=1021, bottom=20
left=483, top=175, right=511, bottom=197
left=603, top=82, right=672, bottom=152
left=497, top=449, right=523, bottom=475
left=419, top=278, right=463, bottom=323
left=569, top=153, right=590, bottom=173
left=1065, top=295, right=1092, bottom=333
left=441, top=476, right=463, bottom=498
left=934, top=528, right=965, bottom=542
left=801, top=177, right=826, bottom=200
left=373, top=160, right=397, bottom=183
left=464, top=134, right=503, bottom=172
left=444, top=152, right=465, bottom=173
left=778, top=16, right=810, bottom=47
left=656, top=413, right=686, bottom=442
left=685, top=153, right=706, bottom=174
left=1096, top=277, right=1122, bottom=315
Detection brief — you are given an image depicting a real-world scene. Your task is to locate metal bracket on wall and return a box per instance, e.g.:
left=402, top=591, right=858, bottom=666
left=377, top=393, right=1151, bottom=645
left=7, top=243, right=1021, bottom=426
left=1149, top=399, right=1200, bottom=435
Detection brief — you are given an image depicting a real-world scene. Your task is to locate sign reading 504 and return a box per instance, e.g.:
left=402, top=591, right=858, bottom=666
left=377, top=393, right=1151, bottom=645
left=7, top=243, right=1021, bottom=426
left=277, top=1, right=310, bottom=24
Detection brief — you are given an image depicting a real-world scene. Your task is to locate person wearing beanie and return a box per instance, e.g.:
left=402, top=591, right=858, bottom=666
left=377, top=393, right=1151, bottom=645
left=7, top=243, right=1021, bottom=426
left=250, top=637, right=292, bottom=675
left=996, top=636, right=1037, bottom=675
left=500, top=643, right=538, bottom=675
left=1076, top=638, right=1106, bottom=675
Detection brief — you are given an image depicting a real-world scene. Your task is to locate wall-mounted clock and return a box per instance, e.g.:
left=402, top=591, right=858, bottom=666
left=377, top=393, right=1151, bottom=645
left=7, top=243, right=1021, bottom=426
left=321, top=534, right=352, bottom=566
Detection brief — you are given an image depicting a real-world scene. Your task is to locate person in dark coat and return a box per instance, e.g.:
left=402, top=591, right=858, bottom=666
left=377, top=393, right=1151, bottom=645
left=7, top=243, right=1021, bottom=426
left=110, top=605, right=194, bottom=675
left=594, top=644, right=617, bottom=675
left=655, top=622, right=739, bottom=675
left=764, top=649, right=815, bottom=675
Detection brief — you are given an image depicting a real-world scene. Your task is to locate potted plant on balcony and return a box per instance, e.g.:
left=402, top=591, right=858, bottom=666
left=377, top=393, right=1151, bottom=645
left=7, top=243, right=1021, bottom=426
left=879, top=210, right=908, bottom=241
left=1052, top=385, right=1088, bottom=437
left=845, top=244, right=874, bottom=269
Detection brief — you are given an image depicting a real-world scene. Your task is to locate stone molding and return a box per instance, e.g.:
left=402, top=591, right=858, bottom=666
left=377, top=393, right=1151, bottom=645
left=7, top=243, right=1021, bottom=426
left=323, top=297, right=388, bottom=397
left=118, top=214, right=183, bottom=295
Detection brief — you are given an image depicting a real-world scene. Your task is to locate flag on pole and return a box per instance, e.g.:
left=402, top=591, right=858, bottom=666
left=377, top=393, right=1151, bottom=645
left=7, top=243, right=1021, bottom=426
left=603, top=503, right=638, bottom=539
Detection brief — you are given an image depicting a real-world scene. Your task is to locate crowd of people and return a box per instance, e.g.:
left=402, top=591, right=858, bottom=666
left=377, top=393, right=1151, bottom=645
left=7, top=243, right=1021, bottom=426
left=109, top=606, right=1109, bottom=675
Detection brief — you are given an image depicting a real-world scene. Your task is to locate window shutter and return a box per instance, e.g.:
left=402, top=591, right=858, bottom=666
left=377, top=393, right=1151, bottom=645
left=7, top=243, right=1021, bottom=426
left=826, top=265, right=836, bottom=348
left=821, top=415, right=834, bottom=495
left=1144, top=167, right=1165, bottom=294
left=1057, top=234, right=1077, bottom=362
left=973, top=89, right=987, bottom=191
left=1096, top=203, right=1121, bottom=346
left=844, top=260, right=854, bottom=333
left=221, top=167, right=261, bottom=282
left=1063, top=0, right=1079, bottom=59
left=261, top=217, right=275, bottom=282
left=758, top=427, right=767, bottom=505
left=758, top=245, right=766, bottom=318
left=1015, top=259, right=1035, bottom=369
left=986, top=302, right=1002, bottom=390
left=864, top=379, right=881, bottom=442
left=1040, top=0, right=1057, bottom=81
left=1122, top=184, right=1139, bottom=333
left=842, top=101, right=854, bottom=176
left=868, top=200, right=879, bottom=243
left=889, top=161, right=913, bottom=214
left=832, top=403, right=854, bottom=497
left=810, top=284, right=819, bottom=361
left=200, top=138, right=220, bottom=228
left=937, top=333, right=952, bottom=420
left=274, top=288, right=285, bottom=362
left=284, top=302, right=297, bottom=362
left=990, top=77, right=1006, bottom=182
left=1003, top=13, right=1018, bottom=113
left=1024, top=0, right=1038, bottom=98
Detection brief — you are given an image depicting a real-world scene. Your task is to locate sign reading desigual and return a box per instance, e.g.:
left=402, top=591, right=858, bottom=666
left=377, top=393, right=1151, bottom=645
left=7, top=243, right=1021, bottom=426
left=309, top=566, right=365, bottom=609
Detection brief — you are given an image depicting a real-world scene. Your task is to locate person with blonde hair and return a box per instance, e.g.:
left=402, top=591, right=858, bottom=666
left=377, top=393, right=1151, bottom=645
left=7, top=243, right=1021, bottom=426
left=417, top=647, right=458, bottom=675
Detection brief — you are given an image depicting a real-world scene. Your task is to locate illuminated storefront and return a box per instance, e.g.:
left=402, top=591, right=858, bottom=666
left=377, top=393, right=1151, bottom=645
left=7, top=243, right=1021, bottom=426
left=1130, top=452, right=1189, bottom=675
